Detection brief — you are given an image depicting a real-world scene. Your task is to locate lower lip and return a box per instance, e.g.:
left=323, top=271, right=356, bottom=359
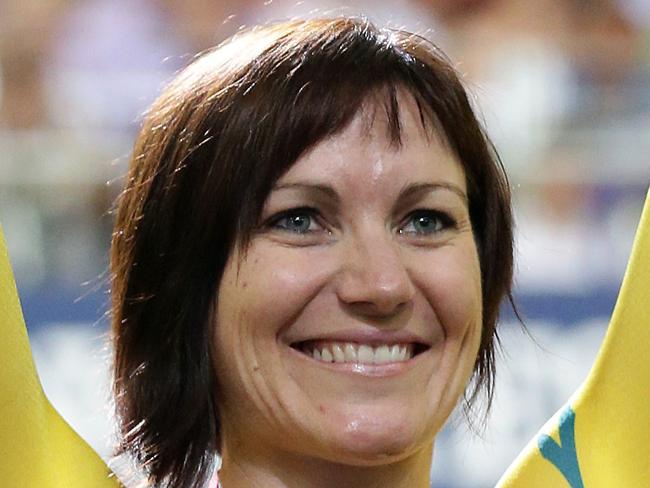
left=286, top=346, right=427, bottom=378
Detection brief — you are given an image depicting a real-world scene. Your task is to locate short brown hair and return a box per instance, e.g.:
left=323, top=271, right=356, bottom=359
left=111, top=17, right=514, bottom=488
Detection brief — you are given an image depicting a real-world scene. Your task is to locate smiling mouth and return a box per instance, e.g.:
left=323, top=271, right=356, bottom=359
left=291, top=341, right=430, bottom=365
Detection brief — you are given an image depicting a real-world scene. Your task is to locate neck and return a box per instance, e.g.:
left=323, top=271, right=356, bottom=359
left=218, top=443, right=433, bottom=488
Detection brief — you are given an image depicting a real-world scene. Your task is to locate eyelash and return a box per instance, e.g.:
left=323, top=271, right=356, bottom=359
left=267, top=207, right=457, bottom=237
left=399, top=209, right=457, bottom=237
left=267, top=207, right=324, bottom=235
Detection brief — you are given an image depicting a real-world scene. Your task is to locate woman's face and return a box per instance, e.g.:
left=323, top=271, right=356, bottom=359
left=213, top=93, right=482, bottom=466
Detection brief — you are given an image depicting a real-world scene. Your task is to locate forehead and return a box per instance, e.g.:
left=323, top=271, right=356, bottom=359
left=278, top=90, right=467, bottom=192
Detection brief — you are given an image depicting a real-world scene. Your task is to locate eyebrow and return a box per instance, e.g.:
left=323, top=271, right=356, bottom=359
left=271, top=182, right=341, bottom=205
left=272, top=181, right=467, bottom=206
left=397, top=182, right=468, bottom=205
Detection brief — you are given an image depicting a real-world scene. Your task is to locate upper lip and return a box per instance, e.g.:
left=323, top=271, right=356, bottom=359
left=287, top=328, right=432, bottom=348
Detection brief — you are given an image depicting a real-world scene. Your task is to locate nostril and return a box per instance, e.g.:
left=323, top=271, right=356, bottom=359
left=340, top=297, right=413, bottom=319
left=335, top=244, right=415, bottom=314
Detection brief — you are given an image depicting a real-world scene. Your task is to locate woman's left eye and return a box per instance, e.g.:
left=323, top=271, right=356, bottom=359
left=399, top=210, right=455, bottom=236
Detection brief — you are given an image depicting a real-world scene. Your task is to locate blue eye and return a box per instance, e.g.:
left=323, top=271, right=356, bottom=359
left=272, top=210, right=318, bottom=234
left=400, top=211, right=453, bottom=236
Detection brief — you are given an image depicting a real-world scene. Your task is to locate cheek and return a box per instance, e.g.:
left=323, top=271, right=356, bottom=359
left=212, top=246, right=339, bottom=436
left=416, top=245, right=482, bottom=339
left=214, top=244, right=334, bottom=372
left=220, top=247, right=332, bottom=334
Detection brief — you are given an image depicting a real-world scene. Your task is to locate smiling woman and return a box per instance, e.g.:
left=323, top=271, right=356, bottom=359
left=214, top=99, right=483, bottom=485
left=110, top=17, right=514, bottom=488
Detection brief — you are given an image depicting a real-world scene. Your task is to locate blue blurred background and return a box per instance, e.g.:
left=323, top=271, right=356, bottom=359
left=1, top=0, right=649, bottom=486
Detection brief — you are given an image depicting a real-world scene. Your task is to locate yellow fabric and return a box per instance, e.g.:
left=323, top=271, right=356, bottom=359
left=2, top=186, right=649, bottom=488
left=497, top=188, right=650, bottom=488
left=0, top=224, right=120, bottom=487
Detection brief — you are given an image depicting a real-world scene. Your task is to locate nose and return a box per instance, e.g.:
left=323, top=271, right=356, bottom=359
left=335, top=232, right=415, bottom=317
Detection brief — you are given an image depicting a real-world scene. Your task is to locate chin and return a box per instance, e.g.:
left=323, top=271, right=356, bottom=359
left=316, top=405, right=435, bottom=466
left=325, top=432, right=425, bottom=467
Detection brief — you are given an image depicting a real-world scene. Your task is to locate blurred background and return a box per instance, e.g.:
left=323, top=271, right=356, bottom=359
left=1, top=0, right=649, bottom=486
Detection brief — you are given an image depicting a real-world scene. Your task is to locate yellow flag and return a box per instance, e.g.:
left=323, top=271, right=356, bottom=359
left=496, top=188, right=650, bottom=488
left=2, top=187, right=649, bottom=488
left=0, top=224, right=121, bottom=487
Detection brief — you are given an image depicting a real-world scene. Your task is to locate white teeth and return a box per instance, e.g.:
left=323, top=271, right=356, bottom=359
left=374, top=345, right=391, bottom=364
left=321, top=348, right=333, bottom=362
left=344, top=343, right=356, bottom=362
left=305, top=342, right=418, bottom=365
left=332, top=344, right=345, bottom=363
left=357, top=345, right=374, bottom=363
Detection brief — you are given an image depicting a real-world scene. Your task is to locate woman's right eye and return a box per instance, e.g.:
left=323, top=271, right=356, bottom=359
left=270, top=208, right=322, bottom=234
